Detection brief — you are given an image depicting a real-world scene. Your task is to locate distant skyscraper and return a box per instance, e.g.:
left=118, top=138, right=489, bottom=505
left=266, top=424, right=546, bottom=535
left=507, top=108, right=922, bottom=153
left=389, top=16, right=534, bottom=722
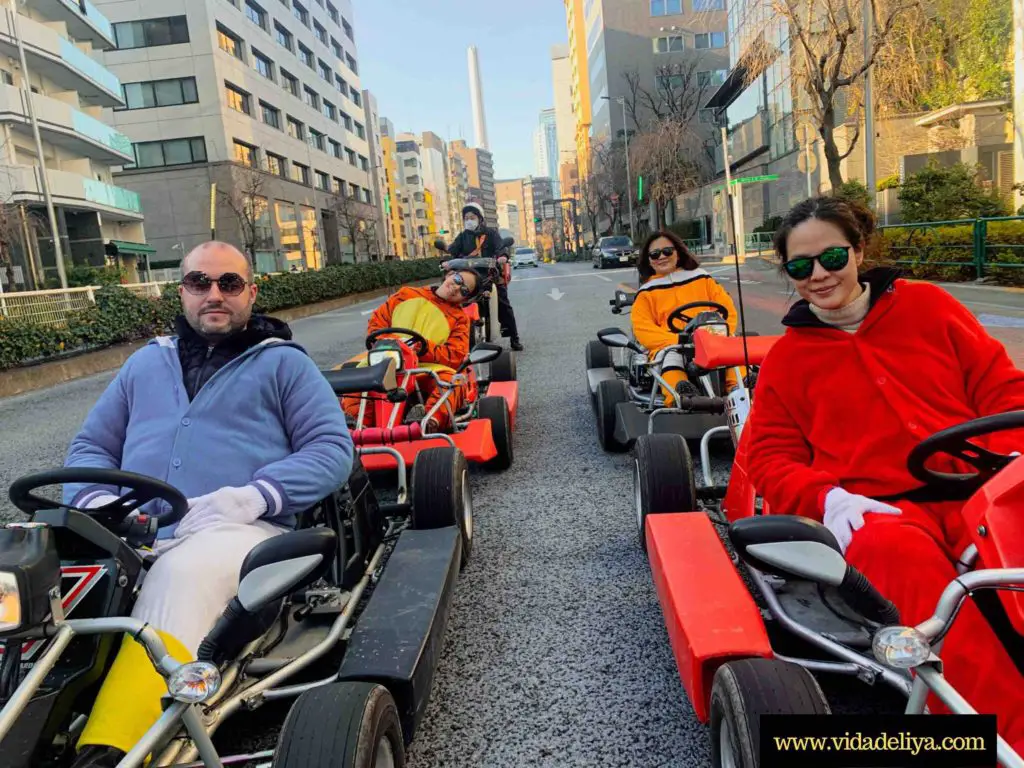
left=534, top=109, right=559, bottom=196
left=467, top=46, right=489, bottom=150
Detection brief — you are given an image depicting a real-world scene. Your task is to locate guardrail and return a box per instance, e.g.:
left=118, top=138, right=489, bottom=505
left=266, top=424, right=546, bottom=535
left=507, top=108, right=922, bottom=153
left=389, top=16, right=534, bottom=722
left=877, top=216, right=1024, bottom=281
left=0, top=282, right=171, bottom=327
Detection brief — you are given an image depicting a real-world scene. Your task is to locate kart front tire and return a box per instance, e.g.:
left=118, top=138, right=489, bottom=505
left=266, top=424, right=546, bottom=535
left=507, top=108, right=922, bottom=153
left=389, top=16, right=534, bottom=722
left=586, top=339, right=613, bottom=370
left=478, top=396, right=514, bottom=471
left=596, top=379, right=629, bottom=453
left=411, top=447, right=473, bottom=568
left=490, top=348, right=517, bottom=382
left=634, top=434, right=696, bottom=553
left=273, top=681, right=406, bottom=768
left=710, top=659, right=830, bottom=768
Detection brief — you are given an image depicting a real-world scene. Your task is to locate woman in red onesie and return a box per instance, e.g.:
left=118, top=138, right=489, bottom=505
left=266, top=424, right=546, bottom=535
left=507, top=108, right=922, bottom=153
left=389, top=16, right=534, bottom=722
left=745, top=195, right=1024, bottom=748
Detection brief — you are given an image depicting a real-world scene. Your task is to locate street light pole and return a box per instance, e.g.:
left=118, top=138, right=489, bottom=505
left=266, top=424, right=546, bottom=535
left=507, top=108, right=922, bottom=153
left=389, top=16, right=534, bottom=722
left=862, top=0, right=876, bottom=206
left=9, top=0, right=67, bottom=288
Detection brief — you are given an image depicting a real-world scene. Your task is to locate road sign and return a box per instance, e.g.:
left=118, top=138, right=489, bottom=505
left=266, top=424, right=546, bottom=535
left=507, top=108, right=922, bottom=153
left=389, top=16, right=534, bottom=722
left=730, top=174, right=779, bottom=186
left=797, top=150, right=817, bottom=174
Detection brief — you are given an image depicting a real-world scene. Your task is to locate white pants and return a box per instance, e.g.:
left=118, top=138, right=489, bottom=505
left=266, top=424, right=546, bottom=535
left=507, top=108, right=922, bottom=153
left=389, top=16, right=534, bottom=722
left=131, top=522, right=284, bottom=656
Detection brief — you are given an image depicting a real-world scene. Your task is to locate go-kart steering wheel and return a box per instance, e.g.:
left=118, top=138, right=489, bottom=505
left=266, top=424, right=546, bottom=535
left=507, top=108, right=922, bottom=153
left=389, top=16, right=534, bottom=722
left=365, top=327, right=429, bottom=356
left=8, top=468, right=189, bottom=529
left=906, top=411, right=1024, bottom=496
left=667, top=301, right=730, bottom=333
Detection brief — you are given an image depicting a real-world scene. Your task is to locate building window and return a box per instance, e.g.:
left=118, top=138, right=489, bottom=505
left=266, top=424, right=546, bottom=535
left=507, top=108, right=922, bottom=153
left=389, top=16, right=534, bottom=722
left=657, top=74, right=686, bottom=90
left=699, top=108, right=717, bottom=124
left=245, top=0, right=267, bottom=30
left=218, top=25, right=244, bottom=59
left=315, top=170, right=330, bottom=190
left=653, top=35, right=684, bottom=53
left=292, top=1, right=309, bottom=26
left=693, top=0, right=725, bottom=8
left=130, top=137, right=207, bottom=168
left=335, top=74, right=348, bottom=97
left=350, top=90, right=361, bottom=108
left=359, top=155, right=369, bottom=172
left=318, top=60, right=332, bottom=82
left=309, top=129, right=325, bottom=151
left=234, top=140, right=258, bottom=166
left=697, top=69, right=728, bottom=87
left=354, top=122, right=365, bottom=140
left=267, top=152, right=287, bottom=176
left=303, top=86, right=319, bottom=109
left=694, top=31, right=726, bottom=49
left=275, top=22, right=293, bottom=51
left=326, top=2, right=339, bottom=24
left=333, top=177, right=345, bottom=194
left=117, top=76, right=198, bottom=110
left=650, top=0, right=682, bottom=14
left=291, top=162, right=310, bottom=184
left=331, top=38, right=343, bottom=59
left=225, top=82, right=251, bottom=114
left=113, top=16, right=188, bottom=49
left=253, top=50, right=274, bottom=80
left=299, top=44, right=314, bottom=69
left=260, top=101, right=281, bottom=128
left=345, top=53, right=358, bottom=74
left=281, top=69, right=299, bottom=97
left=314, top=21, right=328, bottom=45
left=322, top=100, right=337, bottom=121
left=329, top=139, right=342, bottom=158
left=404, top=158, right=418, bottom=168
left=340, top=111, right=353, bottom=130
left=345, top=148, right=356, bottom=166
left=342, top=18, right=354, bottom=41
left=287, top=116, right=304, bottom=140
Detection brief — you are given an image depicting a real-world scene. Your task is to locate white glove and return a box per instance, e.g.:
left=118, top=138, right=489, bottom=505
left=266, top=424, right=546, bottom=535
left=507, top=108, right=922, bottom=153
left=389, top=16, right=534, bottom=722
left=822, top=487, right=901, bottom=554
left=174, top=485, right=267, bottom=539
left=82, top=493, right=120, bottom=510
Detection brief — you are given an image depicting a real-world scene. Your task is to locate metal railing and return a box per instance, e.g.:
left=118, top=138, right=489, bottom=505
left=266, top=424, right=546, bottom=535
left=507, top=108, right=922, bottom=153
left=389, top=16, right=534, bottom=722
left=877, top=216, right=1024, bottom=280
left=0, top=282, right=171, bottom=327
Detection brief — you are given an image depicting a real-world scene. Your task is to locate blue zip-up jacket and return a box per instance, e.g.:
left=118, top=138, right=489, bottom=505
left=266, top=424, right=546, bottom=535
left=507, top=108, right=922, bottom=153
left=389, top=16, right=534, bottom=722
left=63, top=324, right=353, bottom=538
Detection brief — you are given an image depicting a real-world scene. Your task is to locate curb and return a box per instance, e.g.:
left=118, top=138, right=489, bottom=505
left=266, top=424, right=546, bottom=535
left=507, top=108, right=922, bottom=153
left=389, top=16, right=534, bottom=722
left=0, top=279, right=432, bottom=400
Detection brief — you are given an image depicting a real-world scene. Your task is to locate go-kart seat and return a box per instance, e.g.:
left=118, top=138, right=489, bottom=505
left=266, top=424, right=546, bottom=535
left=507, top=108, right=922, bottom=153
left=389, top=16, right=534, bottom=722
left=321, top=358, right=397, bottom=396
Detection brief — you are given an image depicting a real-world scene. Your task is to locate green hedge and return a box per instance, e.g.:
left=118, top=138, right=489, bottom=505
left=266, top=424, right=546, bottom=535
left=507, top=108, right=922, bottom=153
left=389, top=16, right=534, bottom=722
left=0, top=259, right=440, bottom=371
left=867, top=220, right=1024, bottom=286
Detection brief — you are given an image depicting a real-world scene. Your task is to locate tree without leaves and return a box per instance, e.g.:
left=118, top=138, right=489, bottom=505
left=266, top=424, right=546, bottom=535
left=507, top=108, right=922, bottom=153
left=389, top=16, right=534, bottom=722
left=622, top=59, right=709, bottom=130
left=218, top=162, right=270, bottom=262
left=355, top=218, right=379, bottom=261
left=330, top=184, right=376, bottom=264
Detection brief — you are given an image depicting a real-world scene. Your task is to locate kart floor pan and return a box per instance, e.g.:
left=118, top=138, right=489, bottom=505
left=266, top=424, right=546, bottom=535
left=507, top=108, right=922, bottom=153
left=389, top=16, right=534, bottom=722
left=614, top=402, right=728, bottom=445
left=587, top=367, right=617, bottom=396
left=337, top=526, right=460, bottom=744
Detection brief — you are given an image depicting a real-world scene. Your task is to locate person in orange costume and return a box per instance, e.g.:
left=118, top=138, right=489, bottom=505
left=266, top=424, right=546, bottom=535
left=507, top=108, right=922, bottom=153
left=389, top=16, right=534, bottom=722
left=631, top=229, right=742, bottom=403
left=342, top=268, right=479, bottom=432
left=744, top=195, right=1024, bottom=750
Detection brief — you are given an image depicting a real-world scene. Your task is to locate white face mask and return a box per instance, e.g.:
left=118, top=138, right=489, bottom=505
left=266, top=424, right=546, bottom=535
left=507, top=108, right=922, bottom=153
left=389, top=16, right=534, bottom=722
left=464, top=218, right=479, bottom=231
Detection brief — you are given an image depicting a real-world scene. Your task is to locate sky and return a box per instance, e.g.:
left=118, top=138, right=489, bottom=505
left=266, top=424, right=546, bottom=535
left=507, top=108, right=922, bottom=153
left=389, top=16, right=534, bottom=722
left=353, top=0, right=568, bottom=180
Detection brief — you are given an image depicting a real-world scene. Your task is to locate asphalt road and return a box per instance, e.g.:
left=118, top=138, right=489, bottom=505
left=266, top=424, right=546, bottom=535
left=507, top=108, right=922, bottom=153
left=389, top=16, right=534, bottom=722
left=0, top=261, right=1021, bottom=767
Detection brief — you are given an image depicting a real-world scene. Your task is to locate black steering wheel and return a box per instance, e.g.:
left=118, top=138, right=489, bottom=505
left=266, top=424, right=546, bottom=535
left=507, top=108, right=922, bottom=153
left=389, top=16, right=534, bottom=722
left=667, top=301, right=730, bottom=333
left=9, top=468, right=189, bottom=529
left=365, top=327, right=430, bottom=356
left=906, top=412, right=1024, bottom=496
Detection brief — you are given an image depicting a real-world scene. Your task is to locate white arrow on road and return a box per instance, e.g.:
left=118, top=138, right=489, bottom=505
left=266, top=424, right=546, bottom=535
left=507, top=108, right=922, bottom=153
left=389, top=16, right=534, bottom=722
left=361, top=309, right=375, bottom=316
left=548, top=288, right=565, bottom=301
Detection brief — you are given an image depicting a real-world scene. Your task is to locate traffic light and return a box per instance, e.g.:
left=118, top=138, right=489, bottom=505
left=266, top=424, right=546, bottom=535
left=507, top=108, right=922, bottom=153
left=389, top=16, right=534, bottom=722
left=638, top=175, right=644, bottom=202
left=439, top=229, right=448, bottom=234
left=533, top=217, right=541, bottom=223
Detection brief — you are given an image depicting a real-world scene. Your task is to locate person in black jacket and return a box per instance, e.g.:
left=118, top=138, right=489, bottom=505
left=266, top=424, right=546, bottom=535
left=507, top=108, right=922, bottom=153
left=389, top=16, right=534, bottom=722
left=447, top=202, right=523, bottom=351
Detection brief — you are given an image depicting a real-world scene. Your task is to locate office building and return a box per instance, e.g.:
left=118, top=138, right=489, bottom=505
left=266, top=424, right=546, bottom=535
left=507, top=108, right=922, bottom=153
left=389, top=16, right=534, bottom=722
left=0, top=0, right=146, bottom=289
left=95, top=0, right=376, bottom=270
left=379, top=118, right=411, bottom=259
left=418, top=131, right=452, bottom=236
left=534, top=108, right=559, bottom=195
left=447, top=145, right=469, bottom=234
left=450, top=139, right=496, bottom=223
left=362, top=89, right=388, bottom=258
left=396, top=134, right=430, bottom=257
left=497, top=201, right=520, bottom=241
left=563, top=0, right=592, bottom=178
left=551, top=45, right=577, bottom=166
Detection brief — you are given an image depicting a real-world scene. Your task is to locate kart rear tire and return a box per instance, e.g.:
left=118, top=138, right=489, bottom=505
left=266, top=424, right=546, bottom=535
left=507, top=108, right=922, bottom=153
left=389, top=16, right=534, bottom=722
left=273, top=681, right=406, bottom=768
left=709, top=658, right=831, bottom=768
left=596, top=379, right=629, bottom=453
left=490, top=348, right=517, bottom=382
left=478, top=396, right=514, bottom=471
left=634, top=434, right=696, bottom=553
left=411, top=447, right=473, bottom=568
left=586, top=339, right=612, bottom=370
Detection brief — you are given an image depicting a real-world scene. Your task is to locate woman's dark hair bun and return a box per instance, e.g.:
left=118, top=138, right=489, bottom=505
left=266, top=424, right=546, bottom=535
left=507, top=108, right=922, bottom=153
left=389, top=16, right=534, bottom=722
left=773, top=195, right=877, bottom=264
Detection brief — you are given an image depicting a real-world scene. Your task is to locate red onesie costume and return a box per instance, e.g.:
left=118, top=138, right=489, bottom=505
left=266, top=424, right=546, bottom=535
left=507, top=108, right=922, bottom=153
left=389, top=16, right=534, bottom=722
left=745, top=268, right=1024, bottom=748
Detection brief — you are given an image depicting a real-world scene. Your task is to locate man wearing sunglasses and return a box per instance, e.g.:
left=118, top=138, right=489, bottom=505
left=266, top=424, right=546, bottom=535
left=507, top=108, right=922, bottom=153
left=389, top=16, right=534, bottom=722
left=61, top=241, right=353, bottom=765
left=341, top=268, right=484, bottom=433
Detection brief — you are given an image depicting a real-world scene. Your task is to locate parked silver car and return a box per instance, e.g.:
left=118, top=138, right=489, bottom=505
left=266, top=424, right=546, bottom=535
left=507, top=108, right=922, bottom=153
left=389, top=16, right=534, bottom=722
left=512, top=247, right=539, bottom=268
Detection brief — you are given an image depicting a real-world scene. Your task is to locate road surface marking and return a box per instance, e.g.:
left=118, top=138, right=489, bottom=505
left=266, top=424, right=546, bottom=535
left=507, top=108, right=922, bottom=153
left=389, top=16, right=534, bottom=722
left=548, top=288, right=565, bottom=301
left=513, top=269, right=633, bottom=282
left=596, top=275, right=612, bottom=282
left=978, top=314, right=1024, bottom=328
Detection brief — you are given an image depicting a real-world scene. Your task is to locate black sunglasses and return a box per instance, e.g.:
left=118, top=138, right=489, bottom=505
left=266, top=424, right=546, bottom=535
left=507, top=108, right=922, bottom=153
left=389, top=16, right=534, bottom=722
left=648, top=246, right=676, bottom=260
left=181, top=271, right=248, bottom=296
left=783, top=246, right=851, bottom=280
left=449, top=272, right=474, bottom=298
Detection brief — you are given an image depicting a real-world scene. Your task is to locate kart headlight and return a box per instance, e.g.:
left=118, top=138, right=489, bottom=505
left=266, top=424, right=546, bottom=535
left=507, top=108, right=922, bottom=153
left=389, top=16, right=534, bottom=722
left=702, top=323, right=729, bottom=337
left=168, top=661, right=221, bottom=703
left=367, top=349, right=402, bottom=369
left=0, top=572, right=21, bottom=633
left=872, top=626, right=931, bottom=669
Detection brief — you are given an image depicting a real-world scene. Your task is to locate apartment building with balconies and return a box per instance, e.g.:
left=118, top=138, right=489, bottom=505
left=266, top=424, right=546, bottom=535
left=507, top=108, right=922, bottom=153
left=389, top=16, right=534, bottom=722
left=94, top=0, right=376, bottom=270
left=0, top=0, right=146, bottom=289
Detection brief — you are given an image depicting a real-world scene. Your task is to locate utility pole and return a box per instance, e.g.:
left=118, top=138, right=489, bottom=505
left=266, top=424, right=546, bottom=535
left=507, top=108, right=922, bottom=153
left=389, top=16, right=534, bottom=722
left=1014, top=0, right=1024, bottom=212
left=862, top=0, right=876, bottom=205
left=10, top=0, right=66, bottom=288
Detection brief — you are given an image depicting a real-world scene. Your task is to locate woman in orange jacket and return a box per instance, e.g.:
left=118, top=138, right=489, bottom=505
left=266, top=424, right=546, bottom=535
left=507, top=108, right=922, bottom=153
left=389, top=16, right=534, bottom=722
left=631, top=230, right=740, bottom=402
left=744, top=195, right=1024, bottom=750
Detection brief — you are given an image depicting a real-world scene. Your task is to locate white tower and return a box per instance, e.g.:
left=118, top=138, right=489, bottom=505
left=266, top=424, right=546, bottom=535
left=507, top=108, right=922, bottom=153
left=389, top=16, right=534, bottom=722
left=467, top=46, right=489, bottom=150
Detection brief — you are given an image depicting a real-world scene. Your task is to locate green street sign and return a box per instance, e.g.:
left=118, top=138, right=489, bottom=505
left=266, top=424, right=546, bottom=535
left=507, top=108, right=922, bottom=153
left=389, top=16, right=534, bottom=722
left=730, top=173, right=779, bottom=186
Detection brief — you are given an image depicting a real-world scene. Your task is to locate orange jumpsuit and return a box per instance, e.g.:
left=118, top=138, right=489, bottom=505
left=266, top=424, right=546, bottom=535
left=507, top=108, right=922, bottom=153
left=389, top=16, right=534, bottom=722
left=342, top=286, right=471, bottom=430
left=746, top=270, right=1024, bottom=749
left=631, top=267, right=742, bottom=402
